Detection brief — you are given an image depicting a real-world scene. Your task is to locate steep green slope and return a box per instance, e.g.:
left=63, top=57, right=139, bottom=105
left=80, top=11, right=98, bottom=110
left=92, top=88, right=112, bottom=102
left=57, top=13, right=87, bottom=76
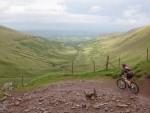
left=134, top=60, right=150, bottom=77
left=75, top=26, right=150, bottom=72
left=0, top=26, right=76, bottom=81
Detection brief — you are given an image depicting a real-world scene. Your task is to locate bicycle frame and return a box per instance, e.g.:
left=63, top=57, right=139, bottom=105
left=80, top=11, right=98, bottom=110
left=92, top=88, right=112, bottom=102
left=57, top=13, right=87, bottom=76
left=121, top=74, right=131, bottom=85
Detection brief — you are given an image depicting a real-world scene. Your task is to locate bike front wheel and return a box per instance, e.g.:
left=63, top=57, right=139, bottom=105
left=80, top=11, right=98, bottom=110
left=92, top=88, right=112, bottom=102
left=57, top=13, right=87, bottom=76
left=130, top=82, right=139, bottom=94
left=117, top=78, right=126, bottom=89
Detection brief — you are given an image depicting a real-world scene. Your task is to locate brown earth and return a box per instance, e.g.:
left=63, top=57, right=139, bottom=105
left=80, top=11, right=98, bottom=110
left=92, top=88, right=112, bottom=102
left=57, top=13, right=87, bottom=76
left=140, top=78, right=150, bottom=97
left=0, top=77, right=150, bottom=113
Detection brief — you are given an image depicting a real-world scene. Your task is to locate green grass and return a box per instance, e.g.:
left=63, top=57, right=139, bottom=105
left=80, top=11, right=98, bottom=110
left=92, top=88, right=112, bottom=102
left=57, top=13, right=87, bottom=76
left=15, top=60, right=149, bottom=91
left=15, top=68, right=121, bottom=90
left=134, top=60, right=150, bottom=78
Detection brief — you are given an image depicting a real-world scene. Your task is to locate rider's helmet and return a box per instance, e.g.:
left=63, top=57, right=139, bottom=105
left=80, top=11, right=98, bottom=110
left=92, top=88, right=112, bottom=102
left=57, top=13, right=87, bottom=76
left=122, top=64, right=129, bottom=69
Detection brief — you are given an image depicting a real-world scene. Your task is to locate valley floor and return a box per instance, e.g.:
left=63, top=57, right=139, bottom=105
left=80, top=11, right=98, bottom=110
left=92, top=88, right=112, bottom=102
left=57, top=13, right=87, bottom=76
left=1, top=77, right=150, bottom=113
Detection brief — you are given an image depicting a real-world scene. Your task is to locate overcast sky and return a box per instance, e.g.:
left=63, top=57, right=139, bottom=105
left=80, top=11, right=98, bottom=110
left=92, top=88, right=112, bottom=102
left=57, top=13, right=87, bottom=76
left=0, top=0, right=150, bottom=33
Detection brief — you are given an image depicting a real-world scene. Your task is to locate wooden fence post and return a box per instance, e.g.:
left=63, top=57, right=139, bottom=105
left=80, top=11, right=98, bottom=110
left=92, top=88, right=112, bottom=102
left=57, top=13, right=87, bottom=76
left=119, top=57, right=121, bottom=68
left=72, top=60, right=74, bottom=74
left=21, top=74, right=24, bottom=87
left=106, top=56, right=109, bottom=70
left=147, top=48, right=149, bottom=61
left=92, top=60, right=96, bottom=72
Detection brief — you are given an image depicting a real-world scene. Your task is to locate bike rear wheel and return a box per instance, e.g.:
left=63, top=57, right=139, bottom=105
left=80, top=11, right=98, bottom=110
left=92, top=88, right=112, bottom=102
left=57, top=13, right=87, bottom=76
left=117, top=78, right=126, bottom=89
left=130, top=82, right=139, bottom=94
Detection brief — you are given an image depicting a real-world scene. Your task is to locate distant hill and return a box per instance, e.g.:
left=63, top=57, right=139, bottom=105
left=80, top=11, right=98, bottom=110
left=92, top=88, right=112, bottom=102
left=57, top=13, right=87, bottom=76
left=26, top=29, right=101, bottom=37
left=27, top=30, right=97, bottom=45
left=0, top=26, right=76, bottom=79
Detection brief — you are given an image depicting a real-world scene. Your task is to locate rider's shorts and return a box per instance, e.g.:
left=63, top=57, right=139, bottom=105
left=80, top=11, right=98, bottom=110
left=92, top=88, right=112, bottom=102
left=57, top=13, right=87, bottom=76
left=127, top=74, right=133, bottom=80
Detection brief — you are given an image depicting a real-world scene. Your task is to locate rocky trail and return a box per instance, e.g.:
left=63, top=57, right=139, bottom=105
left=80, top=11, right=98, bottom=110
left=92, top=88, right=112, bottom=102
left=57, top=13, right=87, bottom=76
left=0, top=77, right=150, bottom=113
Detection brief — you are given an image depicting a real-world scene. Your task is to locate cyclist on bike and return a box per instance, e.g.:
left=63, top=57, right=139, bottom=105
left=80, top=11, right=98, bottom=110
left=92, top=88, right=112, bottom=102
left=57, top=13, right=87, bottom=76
left=120, top=64, right=134, bottom=87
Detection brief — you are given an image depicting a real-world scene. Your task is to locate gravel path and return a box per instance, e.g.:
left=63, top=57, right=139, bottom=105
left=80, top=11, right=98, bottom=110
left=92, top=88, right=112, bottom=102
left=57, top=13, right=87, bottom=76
left=1, top=77, right=150, bottom=113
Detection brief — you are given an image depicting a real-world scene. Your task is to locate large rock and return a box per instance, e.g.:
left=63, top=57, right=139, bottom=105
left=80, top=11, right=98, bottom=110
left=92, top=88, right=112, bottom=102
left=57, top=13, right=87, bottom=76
left=0, top=103, right=6, bottom=112
left=116, top=103, right=128, bottom=108
left=14, top=101, right=20, bottom=106
left=93, top=103, right=108, bottom=109
left=1, top=82, right=13, bottom=91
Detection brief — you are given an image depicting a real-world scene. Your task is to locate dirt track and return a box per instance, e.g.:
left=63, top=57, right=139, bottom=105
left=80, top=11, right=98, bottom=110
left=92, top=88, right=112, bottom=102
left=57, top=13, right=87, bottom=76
left=1, top=77, right=150, bottom=113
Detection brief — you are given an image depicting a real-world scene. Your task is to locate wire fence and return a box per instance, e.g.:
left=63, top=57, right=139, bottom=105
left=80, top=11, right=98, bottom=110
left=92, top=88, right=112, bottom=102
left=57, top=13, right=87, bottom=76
left=67, top=47, right=149, bottom=74
left=0, top=48, right=149, bottom=89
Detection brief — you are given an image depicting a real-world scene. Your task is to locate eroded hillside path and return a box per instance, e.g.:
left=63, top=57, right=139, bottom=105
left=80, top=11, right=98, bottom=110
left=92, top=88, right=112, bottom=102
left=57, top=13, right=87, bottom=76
left=1, top=77, right=150, bottom=113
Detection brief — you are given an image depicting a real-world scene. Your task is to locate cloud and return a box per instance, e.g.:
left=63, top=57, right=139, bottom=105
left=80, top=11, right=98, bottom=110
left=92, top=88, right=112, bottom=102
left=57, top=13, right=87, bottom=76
left=114, top=4, right=150, bottom=28
left=0, top=0, right=150, bottom=32
left=89, top=6, right=102, bottom=13
left=0, top=0, right=68, bottom=24
left=0, top=0, right=111, bottom=24
left=0, top=0, right=66, bottom=15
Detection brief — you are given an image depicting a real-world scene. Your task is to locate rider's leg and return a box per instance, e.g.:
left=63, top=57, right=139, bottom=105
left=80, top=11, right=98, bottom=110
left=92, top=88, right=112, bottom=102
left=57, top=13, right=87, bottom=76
left=127, top=80, right=131, bottom=86
left=126, top=74, right=132, bottom=86
left=124, top=78, right=131, bottom=86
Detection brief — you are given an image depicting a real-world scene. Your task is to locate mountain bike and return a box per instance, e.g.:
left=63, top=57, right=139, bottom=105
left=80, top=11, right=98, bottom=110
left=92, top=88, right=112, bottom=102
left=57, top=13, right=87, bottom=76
left=117, top=74, right=139, bottom=94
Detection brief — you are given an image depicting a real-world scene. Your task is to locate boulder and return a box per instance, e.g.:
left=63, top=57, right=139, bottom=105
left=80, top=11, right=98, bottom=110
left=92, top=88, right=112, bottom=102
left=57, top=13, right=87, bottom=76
left=1, top=82, right=13, bottom=91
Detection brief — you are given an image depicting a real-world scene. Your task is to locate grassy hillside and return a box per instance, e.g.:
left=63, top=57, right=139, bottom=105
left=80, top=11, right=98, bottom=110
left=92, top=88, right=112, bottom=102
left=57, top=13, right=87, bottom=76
left=73, top=26, right=150, bottom=72
left=0, top=25, right=150, bottom=87
left=134, top=60, right=150, bottom=78
left=0, top=26, right=77, bottom=84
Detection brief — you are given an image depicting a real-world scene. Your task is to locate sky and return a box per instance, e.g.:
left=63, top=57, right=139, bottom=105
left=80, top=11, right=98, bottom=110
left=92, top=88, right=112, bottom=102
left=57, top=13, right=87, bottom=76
left=0, top=0, right=150, bottom=34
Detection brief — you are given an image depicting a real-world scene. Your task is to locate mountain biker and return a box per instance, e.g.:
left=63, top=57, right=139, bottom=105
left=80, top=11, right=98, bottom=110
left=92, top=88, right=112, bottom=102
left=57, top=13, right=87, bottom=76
left=120, top=64, right=134, bottom=87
